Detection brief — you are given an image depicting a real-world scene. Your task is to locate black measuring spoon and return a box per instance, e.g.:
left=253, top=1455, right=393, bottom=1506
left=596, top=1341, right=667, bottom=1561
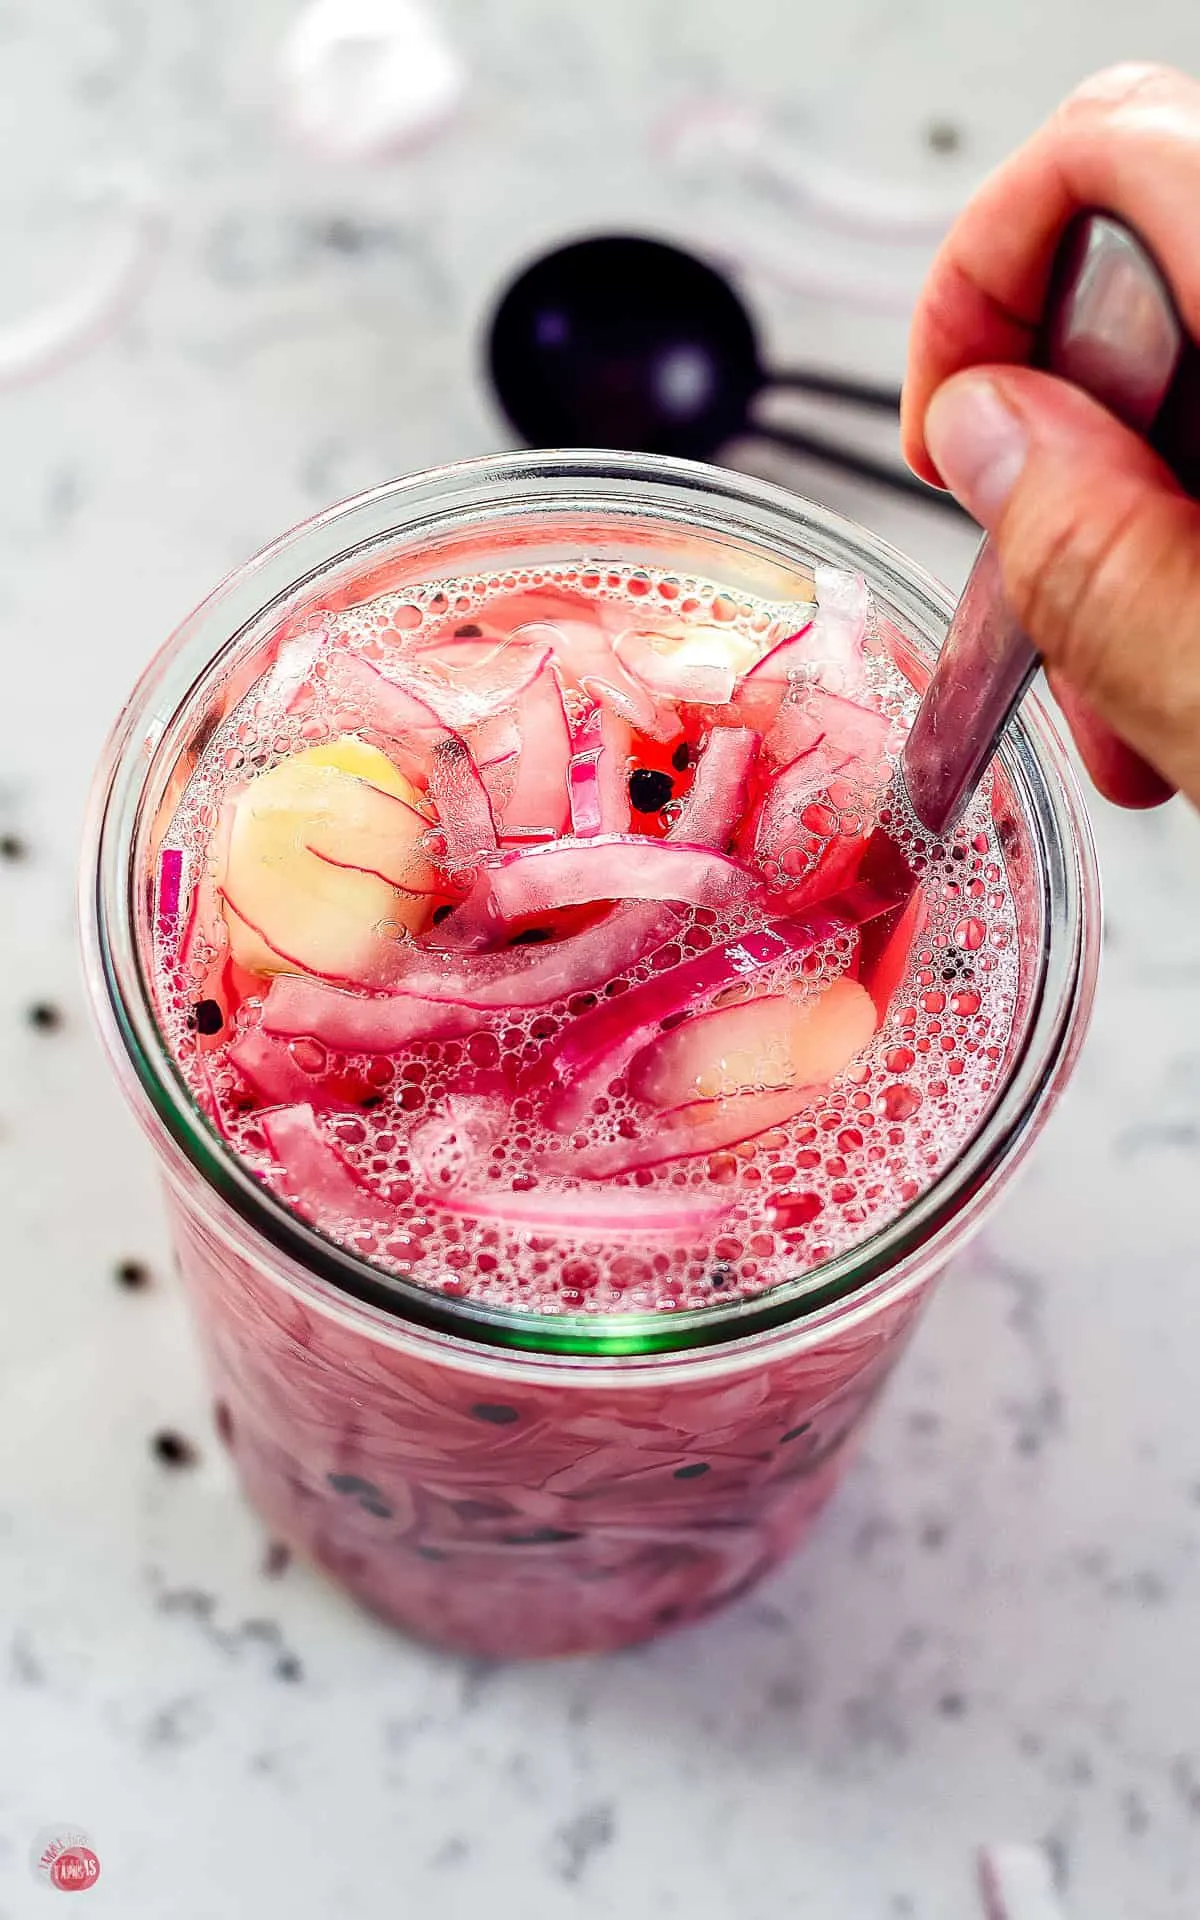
left=485, top=233, right=958, bottom=511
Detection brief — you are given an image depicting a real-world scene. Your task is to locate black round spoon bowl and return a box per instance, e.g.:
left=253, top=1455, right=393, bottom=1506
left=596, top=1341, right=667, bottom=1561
left=486, top=233, right=957, bottom=509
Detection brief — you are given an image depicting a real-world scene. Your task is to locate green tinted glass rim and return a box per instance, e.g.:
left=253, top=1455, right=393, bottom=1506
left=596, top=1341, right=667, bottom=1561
left=85, top=451, right=1097, bottom=1360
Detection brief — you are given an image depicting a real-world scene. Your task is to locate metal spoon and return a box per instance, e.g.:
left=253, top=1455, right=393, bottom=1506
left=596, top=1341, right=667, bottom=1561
left=901, top=211, right=1188, bottom=835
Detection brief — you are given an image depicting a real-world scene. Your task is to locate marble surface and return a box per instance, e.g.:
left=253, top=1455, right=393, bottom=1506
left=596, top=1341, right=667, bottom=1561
left=3, top=2, right=1200, bottom=1915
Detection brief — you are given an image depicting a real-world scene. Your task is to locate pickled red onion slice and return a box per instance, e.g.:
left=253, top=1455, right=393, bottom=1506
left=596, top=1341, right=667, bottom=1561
left=810, top=563, right=870, bottom=697
left=261, top=902, right=682, bottom=1041
left=470, top=710, right=521, bottom=769
left=412, top=633, right=511, bottom=671
left=426, top=1181, right=731, bottom=1240
left=462, top=835, right=758, bottom=930
left=568, top=749, right=603, bottom=837
left=765, top=686, right=896, bottom=775
left=263, top=982, right=481, bottom=1053
left=538, top=889, right=893, bottom=1132
left=328, top=639, right=551, bottom=735
left=260, top=1103, right=397, bottom=1229
left=858, top=883, right=929, bottom=1020
left=157, top=847, right=183, bottom=925
left=747, top=735, right=856, bottom=866
left=426, top=734, right=498, bottom=867
left=567, top=704, right=632, bottom=836
left=740, top=619, right=816, bottom=684
left=595, top=706, right=633, bottom=833
left=322, top=650, right=456, bottom=751
left=228, top=1027, right=362, bottom=1110
left=567, top=717, right=604, bottom=837
left=581, top=673, right=678, bottom=742
left=667, top=727, right=758, bottom=848
left=542, top=1083, right=822, bottom=1180
left=730, top=620, right=817, bottom=729
left=511, top=618, right=612, bottom=689
left=615, top=627, right=736, bottom=706
left=500, top=663, right=572, bottom=838
left=777, top=830, right=870, bottom=914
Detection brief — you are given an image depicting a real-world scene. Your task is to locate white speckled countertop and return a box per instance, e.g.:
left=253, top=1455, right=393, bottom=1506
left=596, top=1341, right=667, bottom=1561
left=3, top=2, right=1200, bottom=1915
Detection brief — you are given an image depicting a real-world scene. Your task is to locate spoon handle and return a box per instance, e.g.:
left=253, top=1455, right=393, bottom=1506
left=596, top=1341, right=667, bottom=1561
left=753, top=419, right=964, bottom=512
left=765, top=369, right=902, bottom=411
left=900, top=211, right=1187, bottom=836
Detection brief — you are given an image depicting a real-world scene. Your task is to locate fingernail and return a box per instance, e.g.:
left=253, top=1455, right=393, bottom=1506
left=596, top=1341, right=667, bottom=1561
left=925, top=377, right=1028, bottom=529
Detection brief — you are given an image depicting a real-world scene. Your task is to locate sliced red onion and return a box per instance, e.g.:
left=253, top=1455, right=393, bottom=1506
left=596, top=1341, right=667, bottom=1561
left=615, top=627, right=735, bottom=706
left=511, top=618, right=597, bottom=680
left=262, top=902, right=682, bottom=1043
left=596, top=705, right=633, bottom=832
left=179, top=811, right=232, bottom=976
left=765, top=686, right=896, bottom=780
left=457, top=637, right=552, bottom=712
left=581, top=673, right=679, bottom=743
left=776, top=831, right=869, bottom=914
left=467, top=710, right=521, bottom=827
left=228, top=1027, right=360, bottom=1111
left=543, top=1082, right=822, bottom=1180
left=329, top=638, right=552, bottom=735
left=412, top=633, right=511, bottom=671
left=540, top=886, right=898, bottom=1132
left=426, top=733, right=498, bottom=868
left=730, top=620, right=817, bottom=730
left=260, top=1103, right=397, bottom=1229
left=157, top=846, right=183, bottom=925
left=500, top=662, right=572, bottom=837
left=810, top=563, right=870, bottom=697
left=568, top=746, right=604, bottom=836
left=566, top=702, right=632, bottom=836
left=456, top=835, right=758, bottom=932
left=748, top=734, right=848, bottom=863
left=667, top=727, right=758, bottom=848
left=426, top=1180, right=730, bottom=1240
left=263, top=980, right=482, bottom=1052
left=323, top=649, right=454, bottom=743
left=857, top=880, right=928, bottom=1020
left=740, top=619, right=816, bottom=683
left=470, top=710, right=521, bottom=768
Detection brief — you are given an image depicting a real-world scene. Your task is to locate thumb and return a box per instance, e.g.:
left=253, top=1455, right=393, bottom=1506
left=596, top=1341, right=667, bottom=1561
left=923, top=365, right=1200, bottom=807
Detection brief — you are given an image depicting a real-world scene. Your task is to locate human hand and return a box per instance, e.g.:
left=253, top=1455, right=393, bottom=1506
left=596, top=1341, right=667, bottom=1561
left=902, top=64, right=1200, bottom=810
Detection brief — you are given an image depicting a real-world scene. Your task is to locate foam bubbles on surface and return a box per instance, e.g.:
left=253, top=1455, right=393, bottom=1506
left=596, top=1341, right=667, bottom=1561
left=154, top=562, right=1020, bottom=1316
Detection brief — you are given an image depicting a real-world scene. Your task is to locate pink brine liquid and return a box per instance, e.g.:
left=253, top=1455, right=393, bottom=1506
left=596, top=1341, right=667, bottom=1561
left=153, top=558, right=1020, bottom=1654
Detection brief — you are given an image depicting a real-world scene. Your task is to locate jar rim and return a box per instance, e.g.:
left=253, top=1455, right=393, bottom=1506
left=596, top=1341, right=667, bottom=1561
left=80, top=449, right=1100, bottom=1362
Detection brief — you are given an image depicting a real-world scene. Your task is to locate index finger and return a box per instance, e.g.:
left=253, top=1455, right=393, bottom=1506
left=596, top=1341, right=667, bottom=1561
left=901, top=63, right=1200, bottom=484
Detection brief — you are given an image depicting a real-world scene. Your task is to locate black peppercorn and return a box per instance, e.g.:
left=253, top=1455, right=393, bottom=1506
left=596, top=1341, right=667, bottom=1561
left=152, top=1430, right=198, bottom=1468
left=629, top=768, right=674, bottom=813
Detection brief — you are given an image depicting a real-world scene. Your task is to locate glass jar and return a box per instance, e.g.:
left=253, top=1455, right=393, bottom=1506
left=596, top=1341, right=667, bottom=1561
left=81, top=452, right=1099, bottom=1657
